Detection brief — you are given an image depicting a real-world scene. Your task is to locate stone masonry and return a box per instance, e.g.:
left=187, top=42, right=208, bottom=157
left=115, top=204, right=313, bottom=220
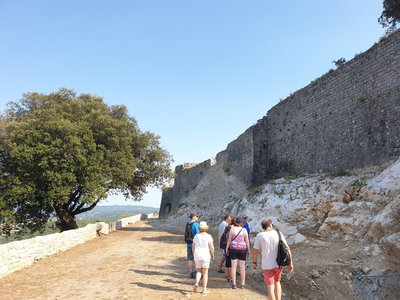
left=160, top=30, right=400, bottom=216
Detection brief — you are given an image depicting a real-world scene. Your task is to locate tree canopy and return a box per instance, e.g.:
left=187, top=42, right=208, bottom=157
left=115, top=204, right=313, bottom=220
left=0, top=89, right=173, bottom=232
left=379, top=0, right=400, bottom=29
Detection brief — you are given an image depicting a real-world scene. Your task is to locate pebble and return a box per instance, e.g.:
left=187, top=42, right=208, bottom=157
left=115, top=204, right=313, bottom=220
left=311, top=270, right=321, bottom=279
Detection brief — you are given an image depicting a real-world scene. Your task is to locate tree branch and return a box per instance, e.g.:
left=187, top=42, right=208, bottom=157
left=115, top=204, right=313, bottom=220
left=66, top=189, right=80, bottom=207
left=69, top=193, right=82, bottom=211
left=72, top=199, right=101, bottom=215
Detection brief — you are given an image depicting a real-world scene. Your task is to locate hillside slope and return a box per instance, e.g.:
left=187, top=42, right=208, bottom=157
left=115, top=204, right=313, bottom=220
left=165, top=158, right=400, bottom=298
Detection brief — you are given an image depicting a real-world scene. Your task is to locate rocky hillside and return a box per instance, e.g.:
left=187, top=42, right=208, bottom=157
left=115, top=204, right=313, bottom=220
left=165, top=157, right=400, bottom=260
left=164, top=158, right=400, bottom=298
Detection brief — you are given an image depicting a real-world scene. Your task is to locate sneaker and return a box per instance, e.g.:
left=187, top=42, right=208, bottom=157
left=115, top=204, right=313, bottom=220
left=202, top=289, right=209, bottom=294
left=193, top=284, right=199, bottom=293
left=190, top=272, right=196, bottom=278
left=232, top=284, right=237, bottom=289
left=240, top=284, right=246, bottom=289
left=218, top=269, right=225, bottom=273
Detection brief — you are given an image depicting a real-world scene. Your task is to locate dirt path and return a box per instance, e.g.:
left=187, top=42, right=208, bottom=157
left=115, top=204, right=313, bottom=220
left=0, top=219, right=266, bottom=300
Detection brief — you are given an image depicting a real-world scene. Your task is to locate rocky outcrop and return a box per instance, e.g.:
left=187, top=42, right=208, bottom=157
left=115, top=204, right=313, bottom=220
left=166, top=158, right=400, bottom=258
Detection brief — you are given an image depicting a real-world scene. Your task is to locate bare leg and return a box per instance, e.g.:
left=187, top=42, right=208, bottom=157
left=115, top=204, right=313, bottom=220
left=231, top=259, right=238, bottom=286
left=274, top=281, right=282, bottom=300
left=202, top=268, right=209, bottom=291
left=188, top=260, right=193, bottom=273
left=225, top=267, right=231, bottom=281
left=267, top=283, right=276, bottom=300
left=219, top=255, right=225, bottom=271
left=195, top=268, right=202, bottom=285
left=239, top=260, right=246, bottom=285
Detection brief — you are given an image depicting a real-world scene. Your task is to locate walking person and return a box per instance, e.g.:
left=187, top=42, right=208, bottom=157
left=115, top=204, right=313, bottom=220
left=226, top=216, right=250, bottom=289
left=243, top=215, right=251, bottom=236
left=218, top=214, right=231, bottom=273
left=185, top=213, right=199, bottom=278
left=252, top=218, right=293, bottom=300
left=242, top=215, right=251, bottom=268
left=192, top=221, right=215, bottom=295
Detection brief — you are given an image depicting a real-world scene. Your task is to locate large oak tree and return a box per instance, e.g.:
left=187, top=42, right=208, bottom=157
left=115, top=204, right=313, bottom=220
left=0, top=89, right=172, bottom=232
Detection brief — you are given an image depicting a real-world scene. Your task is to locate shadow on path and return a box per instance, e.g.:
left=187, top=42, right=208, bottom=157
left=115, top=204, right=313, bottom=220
left=128, top=268, right=182, bottom=279
left=140, top=235, right=183, bottom=244
left=130, top=282, right=188, bottom=295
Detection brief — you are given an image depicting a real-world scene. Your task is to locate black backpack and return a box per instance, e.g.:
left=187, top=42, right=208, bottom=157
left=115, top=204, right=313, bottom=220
left=219, top=225, right=231, bottom=249
left=184, top=222, right=194, bottom=243
left=276, top=228, right=291, bottom=267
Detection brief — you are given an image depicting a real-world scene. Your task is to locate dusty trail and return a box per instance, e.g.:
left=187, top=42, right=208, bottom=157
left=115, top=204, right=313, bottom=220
left=0, top=219, right=266, bottom=300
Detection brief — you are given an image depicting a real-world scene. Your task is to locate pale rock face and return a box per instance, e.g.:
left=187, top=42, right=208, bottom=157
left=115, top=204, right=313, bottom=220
left=169, top=157, right=400, bottom=252
left=366, top=158, right=400, bottom=191
left=318, top=201, right=374, bottom=236
left=381, top=232, right=400, bottom=259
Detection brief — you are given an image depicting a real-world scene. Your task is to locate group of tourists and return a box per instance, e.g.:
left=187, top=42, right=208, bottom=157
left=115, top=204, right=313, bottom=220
left=185, top=212, right=294, bottom=299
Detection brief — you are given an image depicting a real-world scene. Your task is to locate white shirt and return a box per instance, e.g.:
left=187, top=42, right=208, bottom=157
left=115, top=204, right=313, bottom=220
left=193, top=232, right=213, bottom=261
left=254, top=230, right=288, bottom=270
left=218, top=220, right=228, bottom=241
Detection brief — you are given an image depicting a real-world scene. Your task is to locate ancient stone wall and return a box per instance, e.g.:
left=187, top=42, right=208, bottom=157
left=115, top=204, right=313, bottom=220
left=160, top=30, right=400, bottom=215
left=0, top=224, right=98, bottom=278
left=159, top=161, right=212, bottom=216
left=220, top=126, right=255, bottom=184
left=259, top=30, right=400, bottom=179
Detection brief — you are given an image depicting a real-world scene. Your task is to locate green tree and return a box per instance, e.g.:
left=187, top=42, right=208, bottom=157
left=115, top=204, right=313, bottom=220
left=0, top=89, right=173, bottom=232
left=379, top=0, right=400, bottom=29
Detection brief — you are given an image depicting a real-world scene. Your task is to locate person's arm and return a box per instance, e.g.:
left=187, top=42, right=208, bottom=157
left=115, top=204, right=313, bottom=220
left=282, top=235, right=294, bottom=273
left=252, top=248, right=259, bottom=269
left=286, top=243, right=294, bottom=273
left=244, top=230, right=250, bottom=253
left=225, top=227, right=234, bottom=254
left=192, top=242, right=196, bottom=255
left=209, top=242, right=215, bottom=260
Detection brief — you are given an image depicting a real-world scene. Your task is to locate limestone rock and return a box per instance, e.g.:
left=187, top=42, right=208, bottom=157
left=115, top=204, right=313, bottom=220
left=381, top=232, right=400, bottom=259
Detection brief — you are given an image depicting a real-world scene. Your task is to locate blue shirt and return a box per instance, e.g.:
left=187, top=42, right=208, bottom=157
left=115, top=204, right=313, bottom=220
left=187, top=221, right=199, bottom=247
left=244, top=223, right=250, bottom=236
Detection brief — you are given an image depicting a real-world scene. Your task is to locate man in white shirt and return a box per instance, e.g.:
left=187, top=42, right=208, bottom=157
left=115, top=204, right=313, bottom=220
left=252, top=218, right=293, bottom=300
left=217, top=214, right=231, bottom=273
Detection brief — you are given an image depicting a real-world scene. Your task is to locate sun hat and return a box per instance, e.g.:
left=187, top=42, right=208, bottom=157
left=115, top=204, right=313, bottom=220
left=199, top=221, right=208, bottom=229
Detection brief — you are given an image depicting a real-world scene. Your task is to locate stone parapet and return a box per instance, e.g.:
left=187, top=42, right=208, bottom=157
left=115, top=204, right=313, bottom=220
left=0, top=213, right=156, bottom=278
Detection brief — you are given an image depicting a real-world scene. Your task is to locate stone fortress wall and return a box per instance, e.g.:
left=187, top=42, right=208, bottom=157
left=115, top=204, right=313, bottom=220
left=160, top=30, right=400, bottom=216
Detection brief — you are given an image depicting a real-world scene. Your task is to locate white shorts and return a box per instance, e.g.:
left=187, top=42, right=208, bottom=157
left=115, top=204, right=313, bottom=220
left=195, top=258, right=210, bottom=269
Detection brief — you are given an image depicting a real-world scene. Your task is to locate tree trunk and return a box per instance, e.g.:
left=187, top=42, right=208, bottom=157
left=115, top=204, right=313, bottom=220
left=54, top=206, right=78, bottom=231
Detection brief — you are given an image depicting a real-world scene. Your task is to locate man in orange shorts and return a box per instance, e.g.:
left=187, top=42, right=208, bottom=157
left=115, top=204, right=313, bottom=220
left=252, top=218, right=293, bottom=300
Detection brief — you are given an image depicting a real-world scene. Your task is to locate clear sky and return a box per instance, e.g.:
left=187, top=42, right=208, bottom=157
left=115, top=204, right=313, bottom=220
left=0, top=1, right=385, bottom=208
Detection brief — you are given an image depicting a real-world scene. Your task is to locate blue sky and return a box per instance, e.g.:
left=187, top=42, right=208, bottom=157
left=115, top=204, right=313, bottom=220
left=0, top=1, right=385, bottom=207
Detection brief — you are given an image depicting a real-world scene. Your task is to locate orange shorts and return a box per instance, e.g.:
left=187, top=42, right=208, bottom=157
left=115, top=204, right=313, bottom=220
left=263, top=268, right=282, bottom=285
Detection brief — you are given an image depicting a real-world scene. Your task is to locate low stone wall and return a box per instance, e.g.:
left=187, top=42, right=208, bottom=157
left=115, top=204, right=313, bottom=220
left=0, top=213, right=157, bottom=278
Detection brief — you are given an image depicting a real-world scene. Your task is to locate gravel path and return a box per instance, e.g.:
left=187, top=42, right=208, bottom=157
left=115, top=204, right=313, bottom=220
left=0, top=218, right=266, bottom=299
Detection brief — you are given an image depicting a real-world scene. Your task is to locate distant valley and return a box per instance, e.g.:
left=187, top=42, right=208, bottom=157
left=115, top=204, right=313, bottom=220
left=77, top=205, right=158, bottom=222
